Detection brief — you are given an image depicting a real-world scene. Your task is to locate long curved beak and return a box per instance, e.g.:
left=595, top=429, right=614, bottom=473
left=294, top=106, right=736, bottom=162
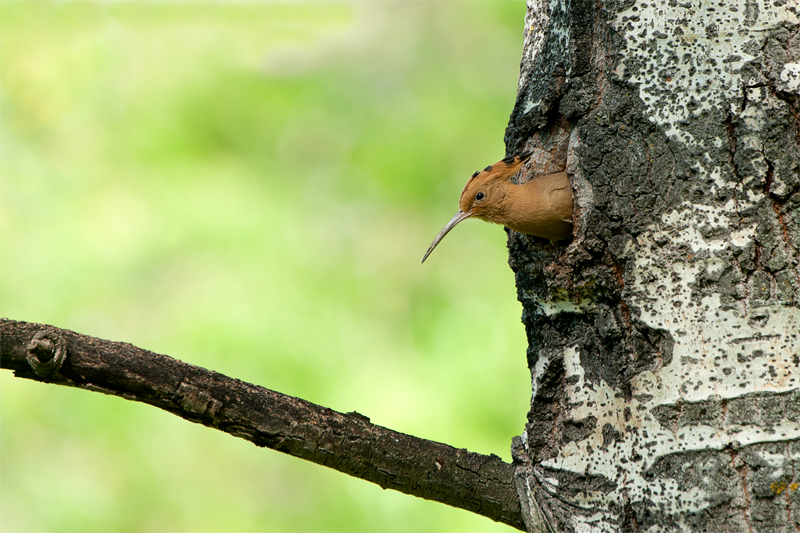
left=422, top=210, right=472, bottom=263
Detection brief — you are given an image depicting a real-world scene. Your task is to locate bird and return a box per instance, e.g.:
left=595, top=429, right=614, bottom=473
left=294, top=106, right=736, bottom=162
left=422, top=152, right=573, bottom=263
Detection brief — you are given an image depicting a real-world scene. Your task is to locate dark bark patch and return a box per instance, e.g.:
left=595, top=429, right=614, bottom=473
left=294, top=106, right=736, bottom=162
left=561, top=415, right=598, bottom=445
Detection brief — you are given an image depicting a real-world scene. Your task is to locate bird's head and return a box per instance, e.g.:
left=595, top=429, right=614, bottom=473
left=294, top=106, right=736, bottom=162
left=422, top=151, right=531, bottom=263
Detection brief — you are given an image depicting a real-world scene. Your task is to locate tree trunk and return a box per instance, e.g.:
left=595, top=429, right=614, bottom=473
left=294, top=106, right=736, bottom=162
left=505, top=0, right=800, bottom=531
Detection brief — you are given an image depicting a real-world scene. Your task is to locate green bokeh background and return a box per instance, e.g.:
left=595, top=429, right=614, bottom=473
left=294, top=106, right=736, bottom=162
left=0, top=2, right=531, bottom=531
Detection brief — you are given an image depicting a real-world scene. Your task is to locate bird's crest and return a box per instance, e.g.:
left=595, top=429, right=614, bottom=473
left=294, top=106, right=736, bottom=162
left=462, top=151, right=532, bottom=190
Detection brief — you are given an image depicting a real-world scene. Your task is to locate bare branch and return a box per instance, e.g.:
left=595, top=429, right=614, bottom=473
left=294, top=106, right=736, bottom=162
left=0, top=318, right=525, bottom=531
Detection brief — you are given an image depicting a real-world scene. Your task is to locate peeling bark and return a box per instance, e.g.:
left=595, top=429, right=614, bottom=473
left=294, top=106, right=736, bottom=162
left=506, top=0, right=800, bottom=531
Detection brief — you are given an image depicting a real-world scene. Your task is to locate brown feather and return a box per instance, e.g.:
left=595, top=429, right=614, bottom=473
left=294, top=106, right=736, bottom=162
left=422, top=153, right=572, bottom=262
left=458, top=155, right=571, bottom=239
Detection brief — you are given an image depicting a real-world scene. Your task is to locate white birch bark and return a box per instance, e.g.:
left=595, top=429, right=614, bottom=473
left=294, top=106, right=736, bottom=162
left=506, top=0, right=800, bottom=531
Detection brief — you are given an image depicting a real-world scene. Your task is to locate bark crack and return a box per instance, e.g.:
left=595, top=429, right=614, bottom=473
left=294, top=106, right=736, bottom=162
left=787, top=441, right=800, bottom=533
left=729, top=446, right=756, bottom=533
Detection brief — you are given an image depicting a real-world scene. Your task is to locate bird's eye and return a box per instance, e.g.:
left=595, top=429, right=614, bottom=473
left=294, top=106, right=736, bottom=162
left=476, top=192, right=485, bottom=201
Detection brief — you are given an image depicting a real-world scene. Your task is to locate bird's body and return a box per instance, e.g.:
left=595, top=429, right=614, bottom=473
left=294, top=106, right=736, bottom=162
left=495, top=172, right=573, bottom=240
left=422, top=152, right=573, bottom=262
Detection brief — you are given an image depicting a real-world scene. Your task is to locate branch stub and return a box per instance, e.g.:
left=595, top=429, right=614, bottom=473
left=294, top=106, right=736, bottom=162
left=26, top=330, right=67, bottom=378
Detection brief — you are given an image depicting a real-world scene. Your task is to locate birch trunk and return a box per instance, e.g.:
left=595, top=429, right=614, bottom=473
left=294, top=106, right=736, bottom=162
left=505, top=0, right=800, bottom=531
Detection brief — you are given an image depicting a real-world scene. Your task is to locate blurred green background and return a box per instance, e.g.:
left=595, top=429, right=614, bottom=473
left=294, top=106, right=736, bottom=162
left=0, top=2, right=530, bottom=531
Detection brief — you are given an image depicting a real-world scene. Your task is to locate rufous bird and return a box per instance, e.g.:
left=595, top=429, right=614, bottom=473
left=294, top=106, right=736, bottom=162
left=422, top=152, right=573, bottom=263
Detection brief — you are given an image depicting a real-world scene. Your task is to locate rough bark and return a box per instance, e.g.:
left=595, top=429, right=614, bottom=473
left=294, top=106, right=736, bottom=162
left=505, top=0, right=800, bottom=531
left=0, top=318, right=526, bottom=531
